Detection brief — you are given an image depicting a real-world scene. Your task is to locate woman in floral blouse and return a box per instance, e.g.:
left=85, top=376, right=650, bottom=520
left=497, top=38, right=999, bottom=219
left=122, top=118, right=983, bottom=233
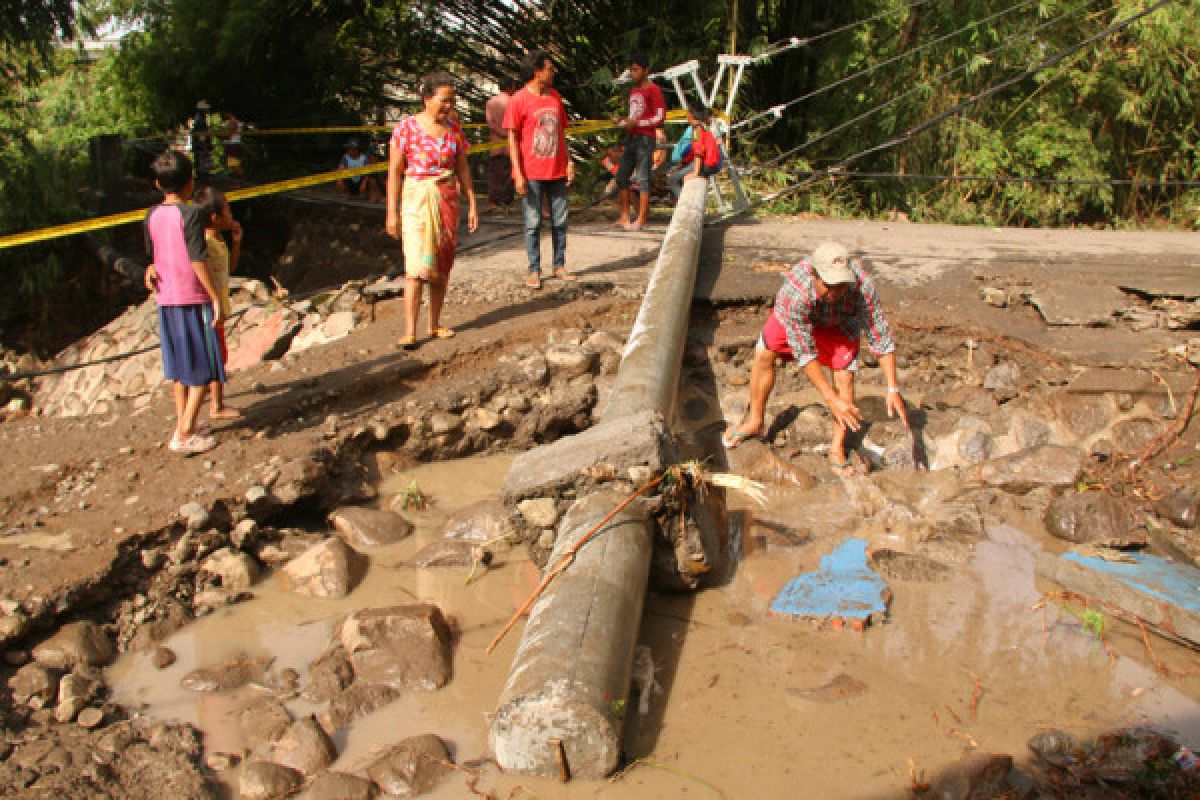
left=386, top=71, right=479, bottom=349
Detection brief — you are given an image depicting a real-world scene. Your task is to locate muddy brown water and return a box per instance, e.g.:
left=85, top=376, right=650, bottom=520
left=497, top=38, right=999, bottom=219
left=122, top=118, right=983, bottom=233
left=109, top=453, right=1200, bottom=798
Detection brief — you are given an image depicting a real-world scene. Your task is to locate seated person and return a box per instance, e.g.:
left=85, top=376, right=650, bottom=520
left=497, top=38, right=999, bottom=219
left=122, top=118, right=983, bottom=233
left=668, top=104, right=722, bottom=201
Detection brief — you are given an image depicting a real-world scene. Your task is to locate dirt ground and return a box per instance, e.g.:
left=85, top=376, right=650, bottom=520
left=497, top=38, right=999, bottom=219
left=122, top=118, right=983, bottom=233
left=2, top=206, right=1200, bottom=797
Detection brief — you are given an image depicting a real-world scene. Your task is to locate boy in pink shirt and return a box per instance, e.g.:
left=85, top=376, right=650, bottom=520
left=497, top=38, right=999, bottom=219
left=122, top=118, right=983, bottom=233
left=142, top=151, right=226, bottom=455
left=614, top=50, right=666, bottom=231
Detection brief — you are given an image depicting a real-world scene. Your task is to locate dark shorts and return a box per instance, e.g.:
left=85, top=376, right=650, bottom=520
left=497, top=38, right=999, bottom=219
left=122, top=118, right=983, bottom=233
left=158, top=304, right=227, bottom=387
left=615, top=134, right=656, bottom=192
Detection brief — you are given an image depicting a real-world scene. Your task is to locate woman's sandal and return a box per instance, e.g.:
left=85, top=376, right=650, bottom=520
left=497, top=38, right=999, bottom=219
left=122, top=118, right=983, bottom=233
left=431, top=327, right=456, bottom=339
left=721, top=427, right=759, bottom=449
left=399, top=334, right=419, bottom=351
left=169, top=433, right=217, bottom=455
left=525, top=274, right=542, bottom=290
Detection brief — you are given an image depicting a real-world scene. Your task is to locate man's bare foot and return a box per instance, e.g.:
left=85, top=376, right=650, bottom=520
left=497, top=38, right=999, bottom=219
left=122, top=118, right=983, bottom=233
left=829, top=450, right=856, bottom=478
left=209, top=407, right=242, bottom=421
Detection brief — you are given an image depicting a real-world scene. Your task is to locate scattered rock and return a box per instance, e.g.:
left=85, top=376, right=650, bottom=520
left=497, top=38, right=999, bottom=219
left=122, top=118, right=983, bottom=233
left=982, top=362, right=1020, bottom=394
left=1010, top=412, right=1051, bottom=450
left=867, top=549, right=951, bottom=582
left=302, top=648, right=355, bottom=703
left=329, top=507, right=414, bottom=549
left=273, top=716, right=337, bottom=776
left=32, top=620, right=114, bottom=669
left=241, top=697, right=294, bottom=751
left=180, top=656, right=273, bottom=692
left=977, top=445, right=1085, bottom=493
left=317, top=682, right=401, bottom=734
left=1110, top=416, right=1165, bottom=455
left=544, top=344, right=596, bottom=378
left=365, top=734, right=453, bottom=797
left=1156, top=488, right=1200, bottom=529
left=278, top=538, right=367, bottom=599
left=925, top=385, right=998, bottom=416
left=153, top=646, right=176, bottom=669
left=239, top=760, right=304, bottom=800
left=1051, top=392, right=1113, bottom=438
left=429, top=411, right=462, bottom=436
left=1044, top=492, right=1144, bottom=547
left=411, top=540, right=480, bottom=568
left=928, top=753, right=1014, bottom=800
left=980, top=287, right=1009, bottom=308
left=957, top=429, right=993, bottom=465
left=179, top=501, right=211, bottom=532
left=54, top=673, right=93, bottom=723
left=340, top=605, right=452, bottom=691
left=469, top=407, right=503, bottom=431
left=77, top=707, right=104, bottom=728
left=232, top=518, right=260, bottom=549
left=9, top=662, right=56, bottom=707
left=788, top=673, right=868, bottom=704
left=201, top=547, right=261, bottom=590
left=206, top=751, right=240, bottom=771
left=302, top=771, right=377, bottom=800
left=517, top=497, right=559, bottom=529
left=440, top=499, right=516, bottom=543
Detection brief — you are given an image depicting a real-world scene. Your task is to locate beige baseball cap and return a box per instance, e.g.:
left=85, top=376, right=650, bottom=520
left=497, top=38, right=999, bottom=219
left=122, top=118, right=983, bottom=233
left=811, top=241, right=854, bottom=285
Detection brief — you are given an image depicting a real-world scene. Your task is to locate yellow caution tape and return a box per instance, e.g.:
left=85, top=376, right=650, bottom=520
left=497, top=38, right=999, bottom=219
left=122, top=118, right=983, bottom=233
left=1, top=117, right=663, bottom=250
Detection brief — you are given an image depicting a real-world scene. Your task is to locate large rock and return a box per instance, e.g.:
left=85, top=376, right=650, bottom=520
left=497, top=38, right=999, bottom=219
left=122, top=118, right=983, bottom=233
left=1044, top=492, right=1144, bottom=547
left=339, top=605, right=452, bottom=691
left=32, top=620, right=114, bottom=669
left=329, top=507, right=414, bottom=549
left=317, top=682, right=400, bottom=734
left=440, top=499, right=516, bottom=543
left=302, top=771, right=377, bottom=800
left=977, top=445, right=1085, bottom=493
left=201, top=547, right=261, bottom=590
left=227, top=309, right=301, bottom=372
left=238, top=761, right=304, bottom=800
left=365, top=734, right=452, bottom=797
left=278, top=538, right=367, bottom=599
left=241, top=697, right=293, bottom=751
left=273, top=716, right=337, bottom=775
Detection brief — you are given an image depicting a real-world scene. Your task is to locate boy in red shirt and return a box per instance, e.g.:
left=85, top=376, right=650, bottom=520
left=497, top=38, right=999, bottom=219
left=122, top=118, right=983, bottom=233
left=504, top=50, right=575, bottom=289
left=668, top=104, right=723, bottom=201
left=614, top=50, right=666, bottom=231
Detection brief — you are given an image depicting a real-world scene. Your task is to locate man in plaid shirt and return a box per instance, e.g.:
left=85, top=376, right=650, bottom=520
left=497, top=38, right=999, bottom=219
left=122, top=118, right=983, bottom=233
left=723, top=241, right=908, bottom=477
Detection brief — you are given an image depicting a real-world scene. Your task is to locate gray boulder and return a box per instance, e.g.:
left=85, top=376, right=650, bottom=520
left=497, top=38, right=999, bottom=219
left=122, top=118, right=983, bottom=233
left=339, top=605, right=452, bottom=691
left=278, top=538, right=367, bottom=599
left=366, top=734, right=452, bottom=797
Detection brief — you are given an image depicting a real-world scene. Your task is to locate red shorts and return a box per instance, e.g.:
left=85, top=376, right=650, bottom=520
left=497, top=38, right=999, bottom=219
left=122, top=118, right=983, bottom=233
left=759, top=312, right=860, bottom=371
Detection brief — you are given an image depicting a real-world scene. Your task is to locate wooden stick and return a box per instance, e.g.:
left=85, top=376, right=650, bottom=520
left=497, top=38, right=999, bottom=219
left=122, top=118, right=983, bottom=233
left=551, top=738, right=570, bottom=783
left=485, top=474, right=665, bottom=654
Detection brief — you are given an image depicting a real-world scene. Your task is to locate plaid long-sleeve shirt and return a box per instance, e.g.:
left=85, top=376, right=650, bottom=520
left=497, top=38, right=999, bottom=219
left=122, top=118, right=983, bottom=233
left=772, top=259, right=896, bottom=367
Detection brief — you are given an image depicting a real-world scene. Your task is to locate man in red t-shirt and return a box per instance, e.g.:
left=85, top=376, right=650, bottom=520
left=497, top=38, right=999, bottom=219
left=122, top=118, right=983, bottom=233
left=614, top=50, right=666, bottom=231
left=504, top=50, right=575, bottom=289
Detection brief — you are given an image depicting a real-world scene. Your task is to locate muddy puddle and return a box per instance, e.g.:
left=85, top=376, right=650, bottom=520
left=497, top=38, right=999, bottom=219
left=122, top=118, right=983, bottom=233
left=109, top=449, right=1200, bottom=798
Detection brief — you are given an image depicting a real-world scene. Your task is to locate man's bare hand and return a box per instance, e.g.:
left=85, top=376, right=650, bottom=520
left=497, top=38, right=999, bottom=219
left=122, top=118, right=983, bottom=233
left=144, top=264, right=159, bottom=292
left=827, top=395, right=863, bottom=431
left=886, top=390, right=910, bottom=429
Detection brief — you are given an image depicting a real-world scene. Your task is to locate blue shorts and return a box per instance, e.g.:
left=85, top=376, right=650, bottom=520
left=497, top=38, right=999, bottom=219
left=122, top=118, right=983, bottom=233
left=158, top=304, right=226, bottom=387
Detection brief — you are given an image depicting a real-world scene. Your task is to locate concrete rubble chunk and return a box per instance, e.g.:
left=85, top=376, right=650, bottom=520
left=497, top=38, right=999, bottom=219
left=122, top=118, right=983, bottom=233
left=440, top=499, right=516, bottom=543
left=517, top=497, right=559, bottom=529
left=501, top=409, right=676, bottom=503
left=330, top=507, right=414, bottom=549
left=339, top=605, right=452, bottom=691
left=272, top=716, right=337, bottom=775
left=239, top=760, right=304, bottom=800
left=1044, top=492, right=1145, bottom=548
left=365, top=734, right=452, bottom=797
left=976, top=445, right=1085, bottom=493
left=278, top=538, right=367, bottom=599
left=32, top=620, right=114, bottom=669
left=241, top=697, right=293, bottom=751
left=301, top=771, right=377, bottom=800
left=317, top=682, right=400, bottom=734
left=1031, top=285, right=1129, bottom=327
left=201, top=547, right=262, bottom=590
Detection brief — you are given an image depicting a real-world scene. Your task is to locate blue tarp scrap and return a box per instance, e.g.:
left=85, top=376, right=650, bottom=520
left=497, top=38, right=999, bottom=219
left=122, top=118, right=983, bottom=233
left=770, top=538, right=891, bottom=623
left=1061, top=551, right=1200, bottom=613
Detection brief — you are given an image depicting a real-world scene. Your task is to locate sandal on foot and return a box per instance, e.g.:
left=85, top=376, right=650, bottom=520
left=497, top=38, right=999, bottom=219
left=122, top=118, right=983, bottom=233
left=553, top=268, right=576, bottom=281
left=525, top=274, right=542, bottom=289
left=398, top=334, right=418, bottom=350
left=431, top=326, right=456, bottom=339
left=829, top=458, right=856, bottom=478
left=721, top=428, right=759, bottom=449
left=169, top=433, right=217, bottom=455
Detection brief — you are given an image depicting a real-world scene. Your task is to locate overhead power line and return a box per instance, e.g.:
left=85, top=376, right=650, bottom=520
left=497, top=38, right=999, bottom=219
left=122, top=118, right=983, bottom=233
left=716, top=0, right=1182, bottom=222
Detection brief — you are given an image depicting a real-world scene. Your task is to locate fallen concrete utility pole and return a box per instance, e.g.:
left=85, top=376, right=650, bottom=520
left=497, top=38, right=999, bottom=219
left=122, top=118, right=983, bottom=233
left=490, top=179, right=709, bottom=779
